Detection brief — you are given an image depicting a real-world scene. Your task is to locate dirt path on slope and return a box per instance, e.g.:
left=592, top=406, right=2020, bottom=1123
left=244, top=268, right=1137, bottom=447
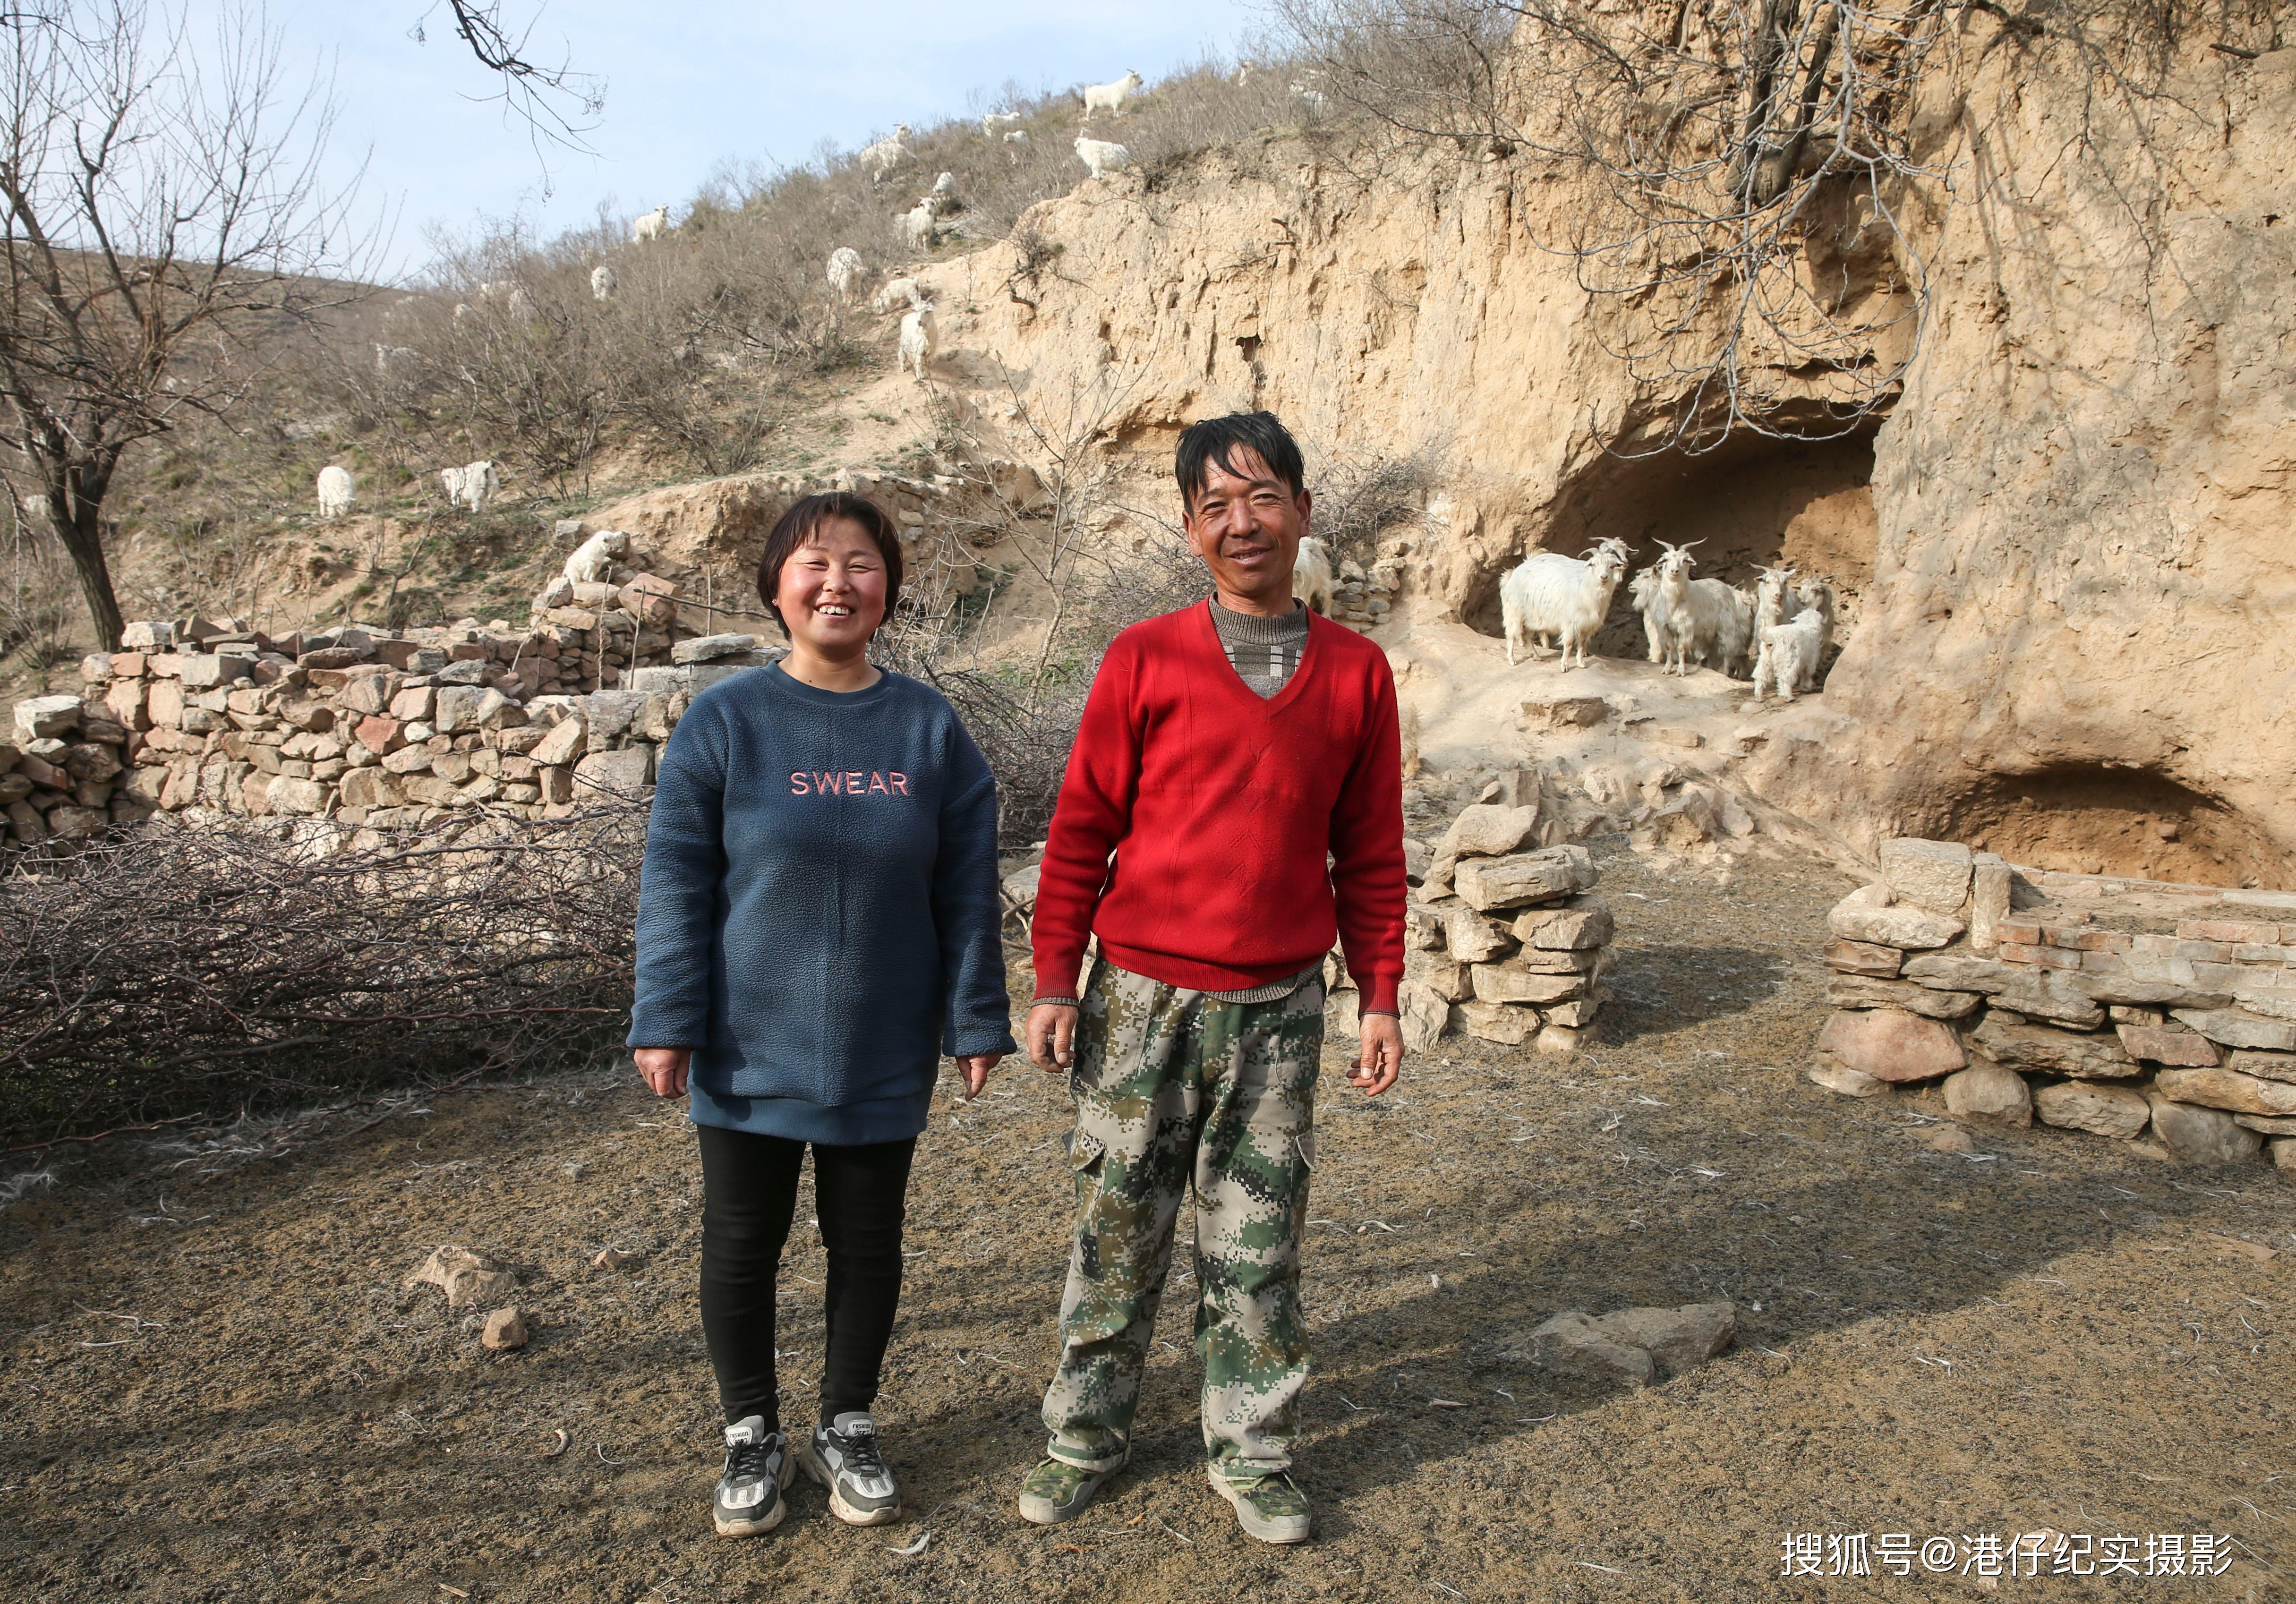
left=2, top=843, right=2291, bottom=1604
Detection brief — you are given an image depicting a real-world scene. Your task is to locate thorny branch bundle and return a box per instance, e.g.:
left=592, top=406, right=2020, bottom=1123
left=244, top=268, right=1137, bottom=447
left=0, top=803, right=644, bottom=1146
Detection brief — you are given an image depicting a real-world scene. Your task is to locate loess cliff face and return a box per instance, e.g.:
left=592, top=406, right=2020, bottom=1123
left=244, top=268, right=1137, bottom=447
left=917, top=19, right=2296, bottom=887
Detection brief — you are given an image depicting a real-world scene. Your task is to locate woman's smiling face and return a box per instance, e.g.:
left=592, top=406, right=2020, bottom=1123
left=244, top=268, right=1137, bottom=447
left=775, top=516, right=889, bottom=657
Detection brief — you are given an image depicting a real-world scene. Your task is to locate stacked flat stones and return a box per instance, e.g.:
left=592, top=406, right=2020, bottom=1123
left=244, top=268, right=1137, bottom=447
left=1329, top=553, right=1402, bottom=627
left=4, top=621, right=780, bottom=846
left=1399, top=803, right=1617, bottom=1053
left=1811, top=836, right=2296, bottom=1172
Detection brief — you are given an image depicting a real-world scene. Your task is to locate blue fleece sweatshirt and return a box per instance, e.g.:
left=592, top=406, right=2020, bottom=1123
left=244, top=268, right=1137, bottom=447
left=628, top=662, right=1017, bottom=1143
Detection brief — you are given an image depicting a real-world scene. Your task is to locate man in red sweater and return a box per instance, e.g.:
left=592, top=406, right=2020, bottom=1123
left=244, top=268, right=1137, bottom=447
left=1016, top=411, right=1406, bottom=1544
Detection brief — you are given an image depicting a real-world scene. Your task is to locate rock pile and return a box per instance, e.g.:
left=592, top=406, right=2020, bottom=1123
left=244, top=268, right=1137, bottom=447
left=1328, top=552, right=1402, bottom=626
left=4, top=622, right=780, bottom=845
left=1810, top=836, right=2296, bottom=1172
left=1395, top=803, right=1619, bottom=1053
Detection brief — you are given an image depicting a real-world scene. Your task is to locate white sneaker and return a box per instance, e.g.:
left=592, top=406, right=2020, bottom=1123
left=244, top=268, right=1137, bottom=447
left=798, top=1411, right=902, bottom=1526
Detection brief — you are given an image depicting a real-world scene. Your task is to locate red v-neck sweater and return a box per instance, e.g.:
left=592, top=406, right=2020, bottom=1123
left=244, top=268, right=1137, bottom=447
left=1030, top=601, right=1408, bottom=1015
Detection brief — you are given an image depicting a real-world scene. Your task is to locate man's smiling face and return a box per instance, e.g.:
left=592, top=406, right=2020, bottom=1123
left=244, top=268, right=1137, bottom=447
left=1181, top=445, right=1313, bottom=614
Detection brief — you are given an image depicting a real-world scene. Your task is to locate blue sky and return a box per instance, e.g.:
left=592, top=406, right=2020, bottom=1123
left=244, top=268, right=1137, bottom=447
left=264, top=1, right=1255, bottom=278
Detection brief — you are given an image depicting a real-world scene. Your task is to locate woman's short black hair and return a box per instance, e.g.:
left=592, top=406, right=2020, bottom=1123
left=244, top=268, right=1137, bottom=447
left=754, top=491, right=905, bottom=633
left=1175, top=411, right=1306, bottom=514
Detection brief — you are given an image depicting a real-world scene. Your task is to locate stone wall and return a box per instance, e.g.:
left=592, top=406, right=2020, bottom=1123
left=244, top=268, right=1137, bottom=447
left=1809, top=837, right=2296, bottom=1172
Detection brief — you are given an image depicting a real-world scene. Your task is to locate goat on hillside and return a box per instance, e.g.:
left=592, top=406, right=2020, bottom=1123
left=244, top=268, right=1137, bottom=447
left=826, top=247, right=863, bottom=302
left=872, top=275, right=927, bottom=314
left=859, top=125, right=913, bottom=183
left=1500, top=540, right=1629, bottom=670
left=900, top=200, right=941, bottom=250
left=1628, top=568, right=1665, bottom=663
left=1752, top=607, right=1825, bottom=702
left=563, top=529, right=632, bottom=587
left=440, top=460, right=499, bottom=514
left=1752, top=565, right=1798, bottom=633
left=1793, top=576, right=1837, bottom=690
left=632, top=205, right=669, bottom=244
left=1082, top=70, right=1144, bottom=118
left=1293, top=535, right=1335, bottom=616
left=897, top=303, right=937, bottom=381
left=590, top=264, right=617, bottom=301
left=316, top=465, right=355, bottom=520
left=1074, top=136, right=1131, bottom=178
left=982, top=109, right=1023, bottom=136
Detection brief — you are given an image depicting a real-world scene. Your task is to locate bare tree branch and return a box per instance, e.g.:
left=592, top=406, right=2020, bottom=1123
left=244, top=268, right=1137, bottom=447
left=410, top=0, right=606, bottom=177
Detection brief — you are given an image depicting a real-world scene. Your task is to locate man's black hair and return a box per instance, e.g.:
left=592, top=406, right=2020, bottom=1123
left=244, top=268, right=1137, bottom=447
left=1175, top=411, right=1306, bottom=514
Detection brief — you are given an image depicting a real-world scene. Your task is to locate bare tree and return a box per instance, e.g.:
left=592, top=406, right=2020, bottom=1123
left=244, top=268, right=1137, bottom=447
left=0, top=0, right=368, bottom=648
left=411, top=0, right=606, bottom=165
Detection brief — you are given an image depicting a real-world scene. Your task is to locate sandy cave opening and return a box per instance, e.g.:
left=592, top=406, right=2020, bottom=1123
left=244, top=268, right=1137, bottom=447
left=1458, top=430, right=1880, bottom=662
left=1929, top=765, right=2290, bottom=889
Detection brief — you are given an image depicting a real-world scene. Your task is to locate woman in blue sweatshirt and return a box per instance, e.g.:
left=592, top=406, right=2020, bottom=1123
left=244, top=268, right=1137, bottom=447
left=630, top=491, right=1015, bottom=1538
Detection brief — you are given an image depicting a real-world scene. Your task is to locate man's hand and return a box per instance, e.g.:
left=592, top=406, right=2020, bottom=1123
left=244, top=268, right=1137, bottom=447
left=1028, top=1003, right=1080, bottom=1073
left=954, top=1052, right=1003, bottom=1100
left=1349, top=1013, right=1403, bottom=1096
left=634, top=1047, right=690, bottom=1099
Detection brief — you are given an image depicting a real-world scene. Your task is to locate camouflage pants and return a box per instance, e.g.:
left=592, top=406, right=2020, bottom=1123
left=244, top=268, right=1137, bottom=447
left=1040, top=957, right=1323, bottom=1483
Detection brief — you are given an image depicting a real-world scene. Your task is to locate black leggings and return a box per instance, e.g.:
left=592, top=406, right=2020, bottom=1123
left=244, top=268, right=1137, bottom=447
left=696, top=1124, right=917, bottom=1433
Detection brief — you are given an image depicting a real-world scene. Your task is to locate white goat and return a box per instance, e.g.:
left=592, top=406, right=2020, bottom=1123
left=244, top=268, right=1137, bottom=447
left=440, top=460, right=499, bottom=514
left=1752, top=607, right=1825, bottom=702
left=563, top=529, right=632, bottom=587
left=590, top=264, right=617, bottom=301
left=982, top=110, right=1023, bottom=136
left=872, top=276, right=927, bottom=314
left=1293, top=536, right=1335, bottom=616
left=1291, top=80, right=1329, bottom=109
left=632, top=205, right=669, bottom=244
left=1793, top=576, right=1837, bottom=690
left=1074, top=136, right=1131, bottom=178
left=826, top=247, right=863, bottom=302
left=373, top=343, right=415, bottom=374
left=475, top=279, right=532, bottom=318
left=900, top=200, right=941, bottom=250
left=1082, top=70, right=1144, bottom=119
left=1235, top=60, right=1259, bottom=86
left=897, top=302, right=937, bottom=381
left=1627, top=568, right=1665, bottom=663
left=1500, top=543, right=1629, bottom=670
left=859, top=125, right=913, bottom=183
left=1003, top=129, right=1030, bottom=154
left=1752, top=564, right=1798, bottom=634
left=316, top=465, right=355, bottom=520
left=1645, top=541, right=1760, bottom=676
left=929, top=171, right=959, bottom=210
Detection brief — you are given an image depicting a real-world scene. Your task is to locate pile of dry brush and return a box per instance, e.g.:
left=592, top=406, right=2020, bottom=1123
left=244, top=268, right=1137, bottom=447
left=0, top=805, right=645, bottom=1149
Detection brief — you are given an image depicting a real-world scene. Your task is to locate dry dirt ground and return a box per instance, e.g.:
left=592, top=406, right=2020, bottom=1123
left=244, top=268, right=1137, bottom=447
left=3, top=842, right=2292, bottom=1603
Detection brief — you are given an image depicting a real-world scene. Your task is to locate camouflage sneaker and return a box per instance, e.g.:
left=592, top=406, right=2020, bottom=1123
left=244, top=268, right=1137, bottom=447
left=1207, top=1466, right=1312, bottom=1544
left=1016, top=1455, right=1124, bottom=1526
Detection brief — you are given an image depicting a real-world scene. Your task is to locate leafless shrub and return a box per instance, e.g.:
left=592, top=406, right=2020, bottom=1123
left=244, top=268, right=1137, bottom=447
left=0, top=805, right=644, bottom=1147
left=1312, top=442, right=1446, bottom=566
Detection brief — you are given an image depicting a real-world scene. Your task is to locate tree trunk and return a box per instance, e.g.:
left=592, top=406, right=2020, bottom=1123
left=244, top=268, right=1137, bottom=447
left=52, top=501, right=124, bottom=652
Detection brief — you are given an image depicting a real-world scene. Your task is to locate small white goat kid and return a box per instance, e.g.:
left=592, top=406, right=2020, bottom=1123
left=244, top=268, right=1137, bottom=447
left=590, top=264, right=617, bottom=301
left=1793, top=576, right=1836, bottom=690
left=1500, top=540, right=1630, bottom=670
left=563, top=529, right=632, bottom=587
left=1628, top=568, right=1665, bottom=663
left=1293, top=535, right=1335, bottom=616
left=1752, top=564, right=1798, bottom=633
left=1082, top=70, right=1144, bottom=118
left=859, top=125, right=913, bottom=183
left=871, top=276, right=927, bottom=314
left=316, top=465, right=355, bottom=520
left=897, top=302, right=937, bottom=381
left=1752, top=607, right=1825, bottom=702
left=825, top=247, right=863, bottom=302
left=440, top=460, right=499, bottom=514
left=632, top=205, right=669, bottom=244
left=1074, top=136, right=1131, bottom=178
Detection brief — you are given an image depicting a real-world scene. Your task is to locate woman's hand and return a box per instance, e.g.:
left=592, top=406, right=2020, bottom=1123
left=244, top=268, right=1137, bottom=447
left=954, top=1053, right=1003, bottom=1100
left=635, top=1047, right=691, bottom=1099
